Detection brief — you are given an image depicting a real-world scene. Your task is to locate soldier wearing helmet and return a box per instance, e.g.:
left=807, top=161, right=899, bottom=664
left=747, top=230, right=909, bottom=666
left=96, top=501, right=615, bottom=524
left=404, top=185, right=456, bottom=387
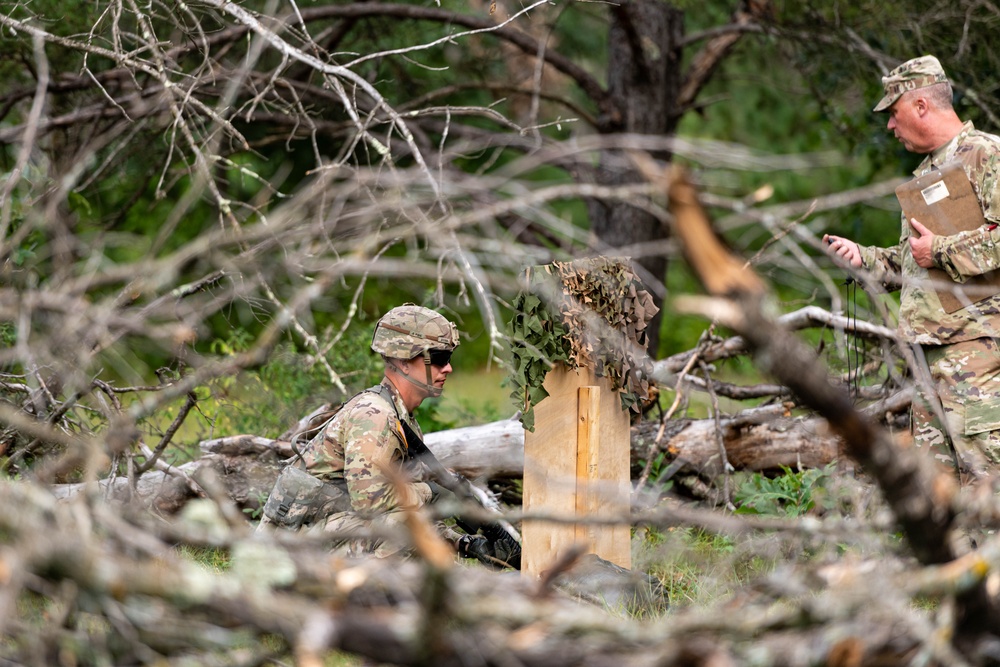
left=295, top=304, right=459, bottom=557
left=370, top=303, right=460, bottom=400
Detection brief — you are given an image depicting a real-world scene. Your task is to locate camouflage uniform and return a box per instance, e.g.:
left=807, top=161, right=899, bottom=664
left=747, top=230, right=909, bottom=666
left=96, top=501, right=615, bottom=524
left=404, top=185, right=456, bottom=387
left=299, top=380, right=433, bottom=557
left=257, top=305, right=522, bottom=567
left=296, top=304, right=458, bottom=556
left=859, top=56, right=1000, bottom=474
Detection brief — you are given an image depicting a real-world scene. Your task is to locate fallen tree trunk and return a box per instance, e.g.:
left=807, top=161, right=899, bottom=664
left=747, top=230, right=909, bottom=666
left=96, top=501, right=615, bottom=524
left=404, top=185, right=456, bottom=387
left=52, top=394, right=909, bottom=514
left=52, top=380, right=916, bottom=515
left=423, top=409, right=846, bottom=480
left=631, top=410, right=841, bottom=477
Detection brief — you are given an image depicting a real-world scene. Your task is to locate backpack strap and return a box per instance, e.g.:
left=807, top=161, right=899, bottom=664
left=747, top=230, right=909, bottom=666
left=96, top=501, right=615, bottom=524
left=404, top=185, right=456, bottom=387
left=287, top=384, right=382, bottom=464
left=366, top=383, right=416, bottom=458
left=287, top=402, right=345, bottom=465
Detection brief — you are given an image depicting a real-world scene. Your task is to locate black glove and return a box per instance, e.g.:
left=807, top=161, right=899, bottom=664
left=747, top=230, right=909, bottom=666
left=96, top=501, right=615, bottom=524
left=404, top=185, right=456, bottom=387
left=457, top=528, right=522, bottom=570
left=489, top=533, right=521, bottom=570
left=457, top=534, right=494, bottom=562
left=481, top=523, right=521, bottom=569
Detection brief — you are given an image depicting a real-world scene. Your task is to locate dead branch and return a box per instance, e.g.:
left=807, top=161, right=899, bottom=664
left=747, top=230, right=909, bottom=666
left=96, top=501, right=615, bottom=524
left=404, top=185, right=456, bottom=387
left=677, top=1, right=773, bottom=113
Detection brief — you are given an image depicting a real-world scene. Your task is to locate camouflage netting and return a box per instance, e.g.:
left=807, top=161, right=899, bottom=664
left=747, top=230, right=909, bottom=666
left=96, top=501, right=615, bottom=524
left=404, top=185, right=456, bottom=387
left=506, top=257, right=659, bottom=431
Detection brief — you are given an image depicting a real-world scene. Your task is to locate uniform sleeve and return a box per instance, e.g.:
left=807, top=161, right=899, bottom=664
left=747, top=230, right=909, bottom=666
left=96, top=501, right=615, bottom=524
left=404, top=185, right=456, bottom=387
left=972, top=142, right=1000, bottom=224
left=932, top=226, right=1000, bottom=281
left=932, top=142, right=1000, bottom=280
left=341, top=404, right=432, bottom=513
left=859, top=243, right=904, bottom=291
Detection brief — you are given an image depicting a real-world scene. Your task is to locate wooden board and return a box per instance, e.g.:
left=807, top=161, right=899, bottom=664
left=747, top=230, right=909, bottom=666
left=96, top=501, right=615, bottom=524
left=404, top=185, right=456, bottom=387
left=895, top=161, right=1000, bottom=312
left=522, top=364, right=631, bottom=578
left=575, top=386, right=600, bottom=547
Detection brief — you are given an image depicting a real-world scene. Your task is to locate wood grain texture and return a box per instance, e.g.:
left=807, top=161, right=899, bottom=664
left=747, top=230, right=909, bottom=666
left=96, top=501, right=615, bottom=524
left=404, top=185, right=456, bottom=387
left=523, top=365, right=631, bottom=578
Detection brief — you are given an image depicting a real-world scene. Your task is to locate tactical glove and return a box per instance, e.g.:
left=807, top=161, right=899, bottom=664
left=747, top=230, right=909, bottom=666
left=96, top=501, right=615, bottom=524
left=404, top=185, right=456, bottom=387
left=481, top=523, right=521, bottom=569
left=457, top=534, right=494, bottom=563
left=489, top=533, right=521, bottom=570
left=457, top=530, right=522, bottom=570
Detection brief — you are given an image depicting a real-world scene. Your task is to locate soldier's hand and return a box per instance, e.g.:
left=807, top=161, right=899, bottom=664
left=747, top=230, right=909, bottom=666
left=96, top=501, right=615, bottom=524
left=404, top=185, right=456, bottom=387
left=457, top=534, right=493, bottom=562
left=907, top=218, right=936, bottom=268
left=457, top=528, right=521, bottom=569
left=823, top=234, right=863, bottom=268
left=490, top=534, right=521, bottom=570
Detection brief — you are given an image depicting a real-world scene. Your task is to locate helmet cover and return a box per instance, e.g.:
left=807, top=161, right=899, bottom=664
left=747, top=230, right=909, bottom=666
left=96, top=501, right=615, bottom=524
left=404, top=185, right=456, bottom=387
left=371, top=304, right=459, bottom=360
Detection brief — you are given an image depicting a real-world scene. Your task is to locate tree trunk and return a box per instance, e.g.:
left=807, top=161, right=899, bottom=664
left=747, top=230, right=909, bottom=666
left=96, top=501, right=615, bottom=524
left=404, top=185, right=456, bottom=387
left=586, top=0, right=684, bottom=356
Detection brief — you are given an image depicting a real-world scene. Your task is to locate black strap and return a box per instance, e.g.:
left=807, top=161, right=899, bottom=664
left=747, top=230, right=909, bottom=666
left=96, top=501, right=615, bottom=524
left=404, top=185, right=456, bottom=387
left=398, top=420, right=457, bottom=487
left=395, top=405, right=521, bottom=568
left=398, top=419, right=494, bottom=533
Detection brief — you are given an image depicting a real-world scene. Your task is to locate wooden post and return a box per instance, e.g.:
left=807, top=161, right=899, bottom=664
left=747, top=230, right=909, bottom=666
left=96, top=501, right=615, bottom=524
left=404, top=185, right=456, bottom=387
left=510, top=256, right=656, bottom=579
left=522, top=365, right=631, bottom=578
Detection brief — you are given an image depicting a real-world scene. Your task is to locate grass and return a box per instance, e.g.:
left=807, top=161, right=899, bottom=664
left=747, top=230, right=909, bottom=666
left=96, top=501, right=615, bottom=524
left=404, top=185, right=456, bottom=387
left=177, top=544, right=232, bottom=572
left=634, top=525, right=776, bottom=608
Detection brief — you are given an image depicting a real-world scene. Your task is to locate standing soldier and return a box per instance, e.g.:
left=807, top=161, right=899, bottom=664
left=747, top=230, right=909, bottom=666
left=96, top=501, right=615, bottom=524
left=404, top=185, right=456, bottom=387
left=824, top=55, right=1000, bottom=481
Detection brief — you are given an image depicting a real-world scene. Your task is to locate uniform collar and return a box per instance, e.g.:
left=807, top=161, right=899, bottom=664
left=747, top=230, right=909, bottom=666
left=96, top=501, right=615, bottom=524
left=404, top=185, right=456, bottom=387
left=380, top=378, right=414, bottom=421
left=919, top=120, right=976, bottom=174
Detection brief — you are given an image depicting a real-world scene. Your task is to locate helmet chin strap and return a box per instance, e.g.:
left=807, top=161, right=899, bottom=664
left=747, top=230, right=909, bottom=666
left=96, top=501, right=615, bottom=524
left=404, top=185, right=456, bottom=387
left=387, top=354, right=442, bottom=399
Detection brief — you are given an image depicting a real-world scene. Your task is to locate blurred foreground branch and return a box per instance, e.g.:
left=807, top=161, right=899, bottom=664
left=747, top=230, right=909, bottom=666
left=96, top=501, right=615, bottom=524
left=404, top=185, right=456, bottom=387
left=645, top=155, right=1000, bottom=661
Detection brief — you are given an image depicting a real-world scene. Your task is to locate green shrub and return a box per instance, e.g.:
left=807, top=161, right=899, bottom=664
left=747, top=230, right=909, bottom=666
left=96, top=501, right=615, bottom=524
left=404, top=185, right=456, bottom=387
left=733, top=464, right=836, bottom=518
left=201, top=330, right=381, bottom=435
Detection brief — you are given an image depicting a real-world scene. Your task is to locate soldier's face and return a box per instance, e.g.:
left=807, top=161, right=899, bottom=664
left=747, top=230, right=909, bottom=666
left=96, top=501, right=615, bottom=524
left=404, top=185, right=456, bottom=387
left=886, top=94, right=931, bottom=153
left=401, top=354, right=453, bottom=393
left=427, top=354, right=453, bottom=391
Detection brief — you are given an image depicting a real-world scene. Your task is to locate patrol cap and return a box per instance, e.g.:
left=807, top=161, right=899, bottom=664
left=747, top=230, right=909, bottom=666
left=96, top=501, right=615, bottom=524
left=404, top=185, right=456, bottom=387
left=873, top=55, right=949, bottom=112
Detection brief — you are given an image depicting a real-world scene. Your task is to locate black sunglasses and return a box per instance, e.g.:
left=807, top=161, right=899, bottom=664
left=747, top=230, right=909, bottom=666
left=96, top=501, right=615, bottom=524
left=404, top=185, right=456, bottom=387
left=427, top=349, right=453, bottom=367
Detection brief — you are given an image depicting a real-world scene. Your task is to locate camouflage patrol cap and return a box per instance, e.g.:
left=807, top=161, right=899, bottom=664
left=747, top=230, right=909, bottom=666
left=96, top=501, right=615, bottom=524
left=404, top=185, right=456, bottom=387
left=371, top=304, right=459, bottom=360
left=873, top=55, right=949, bottom=112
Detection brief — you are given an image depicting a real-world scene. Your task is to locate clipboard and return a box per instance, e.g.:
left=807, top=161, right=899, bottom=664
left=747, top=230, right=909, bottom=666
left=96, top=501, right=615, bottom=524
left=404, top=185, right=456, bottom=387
left=895, top=161, right=1000, bottom=313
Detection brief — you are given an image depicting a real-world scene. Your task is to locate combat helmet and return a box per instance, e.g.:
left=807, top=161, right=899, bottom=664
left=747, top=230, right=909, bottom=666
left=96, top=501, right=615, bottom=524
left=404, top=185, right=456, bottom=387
left=371, top=304, right=459, bottom=397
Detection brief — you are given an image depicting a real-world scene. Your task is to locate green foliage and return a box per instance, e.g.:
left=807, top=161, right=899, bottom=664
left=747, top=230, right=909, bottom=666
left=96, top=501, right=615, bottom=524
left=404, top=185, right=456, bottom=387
left=213, top=341, right=381, bottom=439
left=659, top=263, right=715, bottom=358
left=505, top=291, right=570, bottom=432
left=506, top=258, right=657, bottom=431
left=243, top=491, right=269, bottom=520
left=0, top=322, right=14, bottom=348
left=431, top=394, right=504, bottom=432
left=9, top=238, right=37, bottom=267
left=146, top=328, right=383, bottom=454
left=413, top=398, right=457, bottom=434
left=0, top=192, right=40, bottom=273
left=209, top=329, right=256, bottom=358
left=733, top=464, right=836, bottom=518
